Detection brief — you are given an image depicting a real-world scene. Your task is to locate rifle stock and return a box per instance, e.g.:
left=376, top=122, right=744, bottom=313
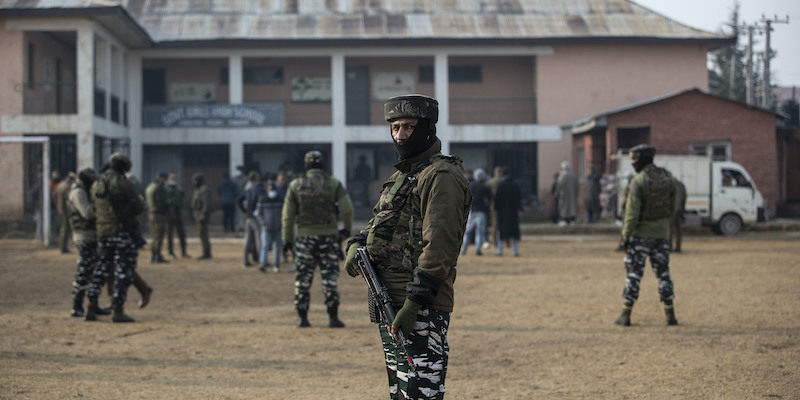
left=356, top=247, right=416, bottom=372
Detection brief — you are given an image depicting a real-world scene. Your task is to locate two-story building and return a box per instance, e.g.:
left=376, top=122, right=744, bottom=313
left=0, top=0, right=731, bottom=227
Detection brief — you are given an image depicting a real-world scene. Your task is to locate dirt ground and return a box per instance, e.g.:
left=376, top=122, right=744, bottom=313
left=1, top=232, right=798, bottom=399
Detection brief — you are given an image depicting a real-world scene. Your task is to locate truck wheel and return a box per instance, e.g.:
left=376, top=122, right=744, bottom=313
left=718, top=214, right=742, bottom=236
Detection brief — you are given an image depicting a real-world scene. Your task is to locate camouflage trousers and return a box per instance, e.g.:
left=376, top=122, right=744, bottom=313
left=293, top=234, right=341, bottom=311
left=96, top=232, right=138, bottom=309
left=379, top=308, right=450, bottom=400
left=622, top=237, right=675, bottom=305
left=72, top=240, right=101, bottom=303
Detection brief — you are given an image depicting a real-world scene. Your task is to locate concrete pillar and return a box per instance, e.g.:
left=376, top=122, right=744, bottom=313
left=75, top=27, right=95, bottom=170
left=229, top=55, right=243, bottom=104
left=127, top=54, right=143, bottom=178
left=331, top=54, right=346, bottom=182
left=434, top=53, right=450, bottom=155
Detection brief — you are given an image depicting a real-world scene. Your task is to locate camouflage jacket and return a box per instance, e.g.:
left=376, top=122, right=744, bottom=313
left=282, top=169, right=353, bottom=243
left=191, top=184, right=211, bottom=222
left=622, top=164, right=677, bottom=240
left=67, top=180, right=96, bottom=243
left=92, top=170, right=144, bottom=238
left=145, top=181, right=169, bottom=215
left=357, top=140, right=471, bottom=312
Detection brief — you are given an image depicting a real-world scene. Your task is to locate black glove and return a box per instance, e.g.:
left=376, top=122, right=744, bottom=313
left=338, top=229, right=350, bottom=242
left=623, top=236, right=634, bottom=251
left=282, top=242, right=293, bottom=258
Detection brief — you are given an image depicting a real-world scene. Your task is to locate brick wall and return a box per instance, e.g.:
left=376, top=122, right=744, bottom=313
left=606, top=91, right=778, bottom=212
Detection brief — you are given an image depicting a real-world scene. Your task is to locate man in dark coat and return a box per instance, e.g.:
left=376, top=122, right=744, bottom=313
left=493, top=167, right=521, bottom=256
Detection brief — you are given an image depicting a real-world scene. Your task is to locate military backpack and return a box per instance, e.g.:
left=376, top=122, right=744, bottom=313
left=640, top=166, right=675, bottom=221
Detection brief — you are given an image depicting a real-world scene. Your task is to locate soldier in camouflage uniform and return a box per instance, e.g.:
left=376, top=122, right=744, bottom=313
left=615, top=144, right=679, bottom=327
left=66, top=167, right=110, bottom=319
left=145, top=172, right=170, bottom=263
left=344, top=95, right=472, bottom=399
left=88, top=153, right=144, bottom=323
left=282, top=150, right=354, bottom=328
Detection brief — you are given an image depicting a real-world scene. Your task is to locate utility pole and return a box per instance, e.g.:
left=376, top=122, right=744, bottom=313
left=745, top=24, right=756, bottom=105
left=760, top=14, right=789, bottom=109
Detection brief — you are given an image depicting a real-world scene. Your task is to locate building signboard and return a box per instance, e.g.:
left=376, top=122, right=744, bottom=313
left=143, top=103, right=284, bottom=128
left=373, top=73, right=415, bottom=100
left=291, top=77, right=332, bottom=102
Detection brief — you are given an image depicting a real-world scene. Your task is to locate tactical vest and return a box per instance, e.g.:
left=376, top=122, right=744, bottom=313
left=67, top=183, right=95, bottom=232
left=640, top=165, right=674, bottom=221
left=366, top=155, right=463, bottom=273
left=294, top=171, right=337, bottom=227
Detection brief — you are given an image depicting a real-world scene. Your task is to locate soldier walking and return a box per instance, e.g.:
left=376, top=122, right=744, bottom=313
left=282, top=151, right=353, bottom=328
left=88, top=153, right=144, bottom=323
left=615, top=144, right=679, bottom=327
left=344, top=95, right=471, bottom=399
left=145, top=172, right=169, bottom=263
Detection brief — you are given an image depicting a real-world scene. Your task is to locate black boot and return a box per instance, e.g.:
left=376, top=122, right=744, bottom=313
left=665, top=301, right=678, bottom=326
left=614, top=304, right=632, bottom=327
left=112, top=306, right=135, bottom=323
left=297, top=309, right=310, bottom=327
left=327, top=305, right=345, bottom=328
left=70, top=295, right=84, bottom=318
left=84, top=299, right=98, bottom=321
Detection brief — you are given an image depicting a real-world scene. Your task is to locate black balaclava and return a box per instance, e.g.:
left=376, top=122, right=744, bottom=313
left=630, top=145, right=655, bottom=173
left=392, top=118, right=437, bottom=160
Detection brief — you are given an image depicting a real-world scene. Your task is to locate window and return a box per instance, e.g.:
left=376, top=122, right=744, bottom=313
left=418, top=65, right=483, bottom=83
left=690, top=141, right=731, bottom=161
left=721, top=169, right=751, bottom=188
left=27, top=43, right=35, bottom=89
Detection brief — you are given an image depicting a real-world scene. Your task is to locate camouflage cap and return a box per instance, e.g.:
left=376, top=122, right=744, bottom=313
left=384, top=94, right=438, bottom=123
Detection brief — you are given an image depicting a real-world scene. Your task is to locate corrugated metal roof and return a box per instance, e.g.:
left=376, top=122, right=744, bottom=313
left=0, top=0, right=730, bottom=45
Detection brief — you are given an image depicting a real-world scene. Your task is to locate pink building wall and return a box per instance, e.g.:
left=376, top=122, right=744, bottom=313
left=537, top=43, right=710, bottom=196
left=0, top=21, right=24, bottom=122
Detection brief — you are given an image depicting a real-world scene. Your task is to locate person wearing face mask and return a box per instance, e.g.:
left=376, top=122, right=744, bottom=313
left=343, top=94, right=471, bottom=399
left=255, top=180, right=283, bottom=273
left=614, top=144, right=679, bottom=327
left=165, top=172, right=190, bottom=260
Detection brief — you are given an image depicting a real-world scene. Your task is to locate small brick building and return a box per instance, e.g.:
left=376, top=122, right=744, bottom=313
left=565, top=88, right=781, bottom=216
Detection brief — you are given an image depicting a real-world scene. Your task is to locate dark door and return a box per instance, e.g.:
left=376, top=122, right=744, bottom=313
left=142, top=68, right=166, bottom=105
left=346, top=66, right=370, bottom=125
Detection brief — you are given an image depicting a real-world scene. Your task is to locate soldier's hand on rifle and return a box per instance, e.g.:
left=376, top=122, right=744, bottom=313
left=391, top=298, right=421, bottom=341
left=345, top=243, right=360, bottom=277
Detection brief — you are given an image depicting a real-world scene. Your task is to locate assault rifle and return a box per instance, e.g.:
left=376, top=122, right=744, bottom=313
left=356, top=247, right=416, bottom=371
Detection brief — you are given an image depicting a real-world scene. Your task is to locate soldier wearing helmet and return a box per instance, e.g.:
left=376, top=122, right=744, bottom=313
left=615, top=144, right=679, bottom=327
left=282, top=150, right=354, bottom=328
left=89, top=153, right=144, bottom=323
left=344, top=95, right=472, bottom=399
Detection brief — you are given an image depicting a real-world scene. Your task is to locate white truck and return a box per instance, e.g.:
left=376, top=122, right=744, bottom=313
left=615, top=153, right=765, bottom=236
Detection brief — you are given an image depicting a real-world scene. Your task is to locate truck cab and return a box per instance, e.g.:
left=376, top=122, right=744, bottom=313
left=710, top=162, right=765, bottom=235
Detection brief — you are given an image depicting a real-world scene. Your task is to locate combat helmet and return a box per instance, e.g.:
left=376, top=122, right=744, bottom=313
left=304, top=150, right=324, bottom=170
left=109, top=153, right=132, bottom=173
